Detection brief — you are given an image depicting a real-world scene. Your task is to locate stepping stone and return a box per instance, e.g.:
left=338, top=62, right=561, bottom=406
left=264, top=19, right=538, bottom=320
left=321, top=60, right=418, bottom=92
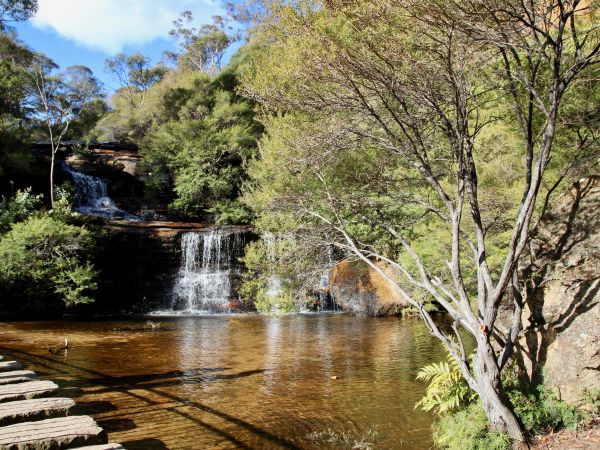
left=0, top=381, right=58, bottom=403
left=0, top=415, right=107, bottom=449
left=0, top=363, right=22, bottom=374
left=71, top=444, right=125, bottom=450
left=0, top=372, right=38, bottom=386
left=0, top=398, right=75, bottom=427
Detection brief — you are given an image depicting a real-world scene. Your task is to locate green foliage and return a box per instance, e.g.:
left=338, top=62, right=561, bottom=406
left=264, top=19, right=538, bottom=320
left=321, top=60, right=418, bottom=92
left=169, top=11, right=238, bottom=73
left=0, top=33, right=33, bottom=177
left=239, top=232, right=331, bottom=314
left=0, top=188, right=41, bottom=233
left=0, top=0, right=38, bottom=30
left=433, top=402, right=512, bottom=450
left=66, top=97, right=108, bottom=141
left=239, top=239, right=298, bottom=315
left=509, top=386, right=587, bottom=434
left=240, top=0, right=600, bottom=300
left=0, top=213, right=97, bottom=306
left=416, top=351, right=477, bottom=414
left=49, top=183, right=77, bottom=220
left=582, top=388, right=600, bottom=415
left=430, top=379, right=589, bottom=448
left=104, top=52, right=166, bottom=115
left=420, top=357, right=589, bottom=448
left=95, top=44, right=261, bottom=223
left=254, top=290, right=296, bottom=316
left=139, top=66, right=260, bottom=222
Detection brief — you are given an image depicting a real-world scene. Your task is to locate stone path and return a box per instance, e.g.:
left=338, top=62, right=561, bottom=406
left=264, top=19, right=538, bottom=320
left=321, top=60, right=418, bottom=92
left=0, top=362, right=22, bottom=373
left=0, top=371, right=38, bottom=386
left=0, top=356, right=124, bottom=450
left=0, top=398, right=75, bottom=426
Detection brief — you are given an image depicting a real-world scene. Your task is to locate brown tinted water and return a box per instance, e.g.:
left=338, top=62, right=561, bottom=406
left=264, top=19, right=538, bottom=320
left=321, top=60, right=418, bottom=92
left=0, top=315, right=447, bottom=449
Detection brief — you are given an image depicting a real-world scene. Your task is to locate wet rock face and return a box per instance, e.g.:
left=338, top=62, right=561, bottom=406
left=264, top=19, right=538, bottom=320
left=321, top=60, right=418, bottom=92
left=329, top=260, right=409, bottom=316
left=87, top=222, right=255, bottom=315
left=516, top=177, right=600, bottom=404
left=64, top=148, right=146, bottom=214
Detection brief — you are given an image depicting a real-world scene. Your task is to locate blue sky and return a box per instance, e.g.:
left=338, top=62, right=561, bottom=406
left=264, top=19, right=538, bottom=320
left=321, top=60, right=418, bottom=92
left=15, top=0, right=226, bottom=93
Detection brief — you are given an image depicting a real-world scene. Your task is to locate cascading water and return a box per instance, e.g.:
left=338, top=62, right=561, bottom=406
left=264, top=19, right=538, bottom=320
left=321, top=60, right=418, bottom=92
left=171, top=229, right=246, bottom=313
left=262, top=233, right=338, bottom=312
left=62, top=162, right=137, bottom=220
left=317, top=245, right=338, bottom=311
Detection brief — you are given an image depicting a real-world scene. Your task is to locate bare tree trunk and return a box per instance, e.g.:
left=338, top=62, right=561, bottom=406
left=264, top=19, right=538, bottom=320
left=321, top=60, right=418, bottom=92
left=49, top=147, right=55, bottom=207
left=474, top=343, right=524, bottom=441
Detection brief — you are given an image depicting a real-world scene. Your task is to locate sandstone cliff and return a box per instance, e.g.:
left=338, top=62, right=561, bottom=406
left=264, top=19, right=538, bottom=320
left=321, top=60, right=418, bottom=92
left=514, top=176, right=600, bottom=404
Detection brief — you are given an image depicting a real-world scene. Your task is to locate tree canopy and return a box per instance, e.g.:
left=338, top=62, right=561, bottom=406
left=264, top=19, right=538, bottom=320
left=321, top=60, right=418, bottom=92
left=0, top=0, right=37, bottom=30
left=240, top=0, right=600, bottom=440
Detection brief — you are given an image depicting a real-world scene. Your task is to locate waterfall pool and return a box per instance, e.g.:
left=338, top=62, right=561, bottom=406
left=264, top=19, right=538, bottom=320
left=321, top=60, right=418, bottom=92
left=0, top=315, right=447, bottom=449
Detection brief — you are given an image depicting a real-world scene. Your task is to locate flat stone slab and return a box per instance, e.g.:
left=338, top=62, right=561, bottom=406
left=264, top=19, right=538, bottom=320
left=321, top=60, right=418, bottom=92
left=0, top=398, right=75, bottom=427
left=0, top=381, right=58, bottom=403
left=0, top=415, right=107, bottom=449
left=70, top=445, right=125, bottom=450
left=0, top=372, right=38, bottom=386
left=0, top=363, right=22, bottom=374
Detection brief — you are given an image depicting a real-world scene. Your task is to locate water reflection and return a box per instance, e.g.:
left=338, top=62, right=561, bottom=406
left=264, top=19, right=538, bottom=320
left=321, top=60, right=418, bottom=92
left=0, top=316, right=452, bottom=449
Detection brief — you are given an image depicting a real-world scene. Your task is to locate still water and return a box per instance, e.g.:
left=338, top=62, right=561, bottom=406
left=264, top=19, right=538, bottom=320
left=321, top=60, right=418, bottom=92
left=0, top=315, right=447, bottom=449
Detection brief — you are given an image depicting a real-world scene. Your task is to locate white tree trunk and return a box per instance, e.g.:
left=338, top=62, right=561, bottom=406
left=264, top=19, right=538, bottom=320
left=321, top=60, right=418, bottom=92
left=474, top=343, right=524, bottom=441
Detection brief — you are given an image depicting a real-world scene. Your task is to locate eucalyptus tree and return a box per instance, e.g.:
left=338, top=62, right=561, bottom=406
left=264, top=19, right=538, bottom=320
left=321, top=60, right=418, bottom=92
left=104, top=52, right=166, bottom=110
left=169, top=10, right=239, bottom=73
left=242, top=0, right=600, bottom=441
left=29, top=60, right=103, bottom=205
left=0, top=0, right=37, bottom=30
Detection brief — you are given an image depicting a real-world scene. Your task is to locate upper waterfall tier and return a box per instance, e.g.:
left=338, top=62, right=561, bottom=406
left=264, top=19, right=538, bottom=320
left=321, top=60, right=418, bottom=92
left=62, top=162, right=138, bottom=220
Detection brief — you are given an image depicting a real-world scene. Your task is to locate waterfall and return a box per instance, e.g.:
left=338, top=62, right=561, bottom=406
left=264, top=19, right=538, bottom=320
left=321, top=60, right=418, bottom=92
left=318, top=245, right=338, bottom=311
left=172, top=229, right=246, bottom=313
left=62, top=163, right=137, bottom=220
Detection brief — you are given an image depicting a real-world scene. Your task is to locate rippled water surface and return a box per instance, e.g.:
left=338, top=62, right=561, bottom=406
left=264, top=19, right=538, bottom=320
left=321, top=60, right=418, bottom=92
left=0, top=315, right=447, bottom=449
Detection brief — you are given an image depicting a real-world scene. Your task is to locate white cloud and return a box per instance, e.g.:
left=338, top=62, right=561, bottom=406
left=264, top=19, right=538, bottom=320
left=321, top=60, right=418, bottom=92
left=31, top=0, right=222, bottom=54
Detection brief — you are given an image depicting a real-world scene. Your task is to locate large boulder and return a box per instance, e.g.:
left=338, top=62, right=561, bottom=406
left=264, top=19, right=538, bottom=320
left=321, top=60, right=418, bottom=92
left=514, top=176, right=600, bottom=404
left=329, top=260, right=410, bottom=315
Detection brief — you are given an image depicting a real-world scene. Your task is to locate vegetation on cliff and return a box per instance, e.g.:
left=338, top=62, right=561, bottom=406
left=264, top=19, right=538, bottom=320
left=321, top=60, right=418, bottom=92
left=0, top=1, right=99, bottom=312
left=238, top=0, right=600, bottom=442
left=0, top=0, right=598, bottom=446
left=94, top=14, right=262, bottom=224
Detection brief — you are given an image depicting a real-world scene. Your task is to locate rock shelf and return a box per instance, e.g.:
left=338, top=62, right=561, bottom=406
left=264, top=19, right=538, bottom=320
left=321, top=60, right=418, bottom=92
left=0, top=356, right=123, bottom=450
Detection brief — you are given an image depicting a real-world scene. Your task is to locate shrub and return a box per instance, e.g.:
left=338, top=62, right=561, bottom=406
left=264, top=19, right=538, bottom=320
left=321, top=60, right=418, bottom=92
left=0, top=214, right=97, bottom=307
left=0, top=188, right=42, bottom=234
left=509, top=386, right=588, bottom=435
left=419, top=358, right=589, bottom=448
left=433, top=402, right=512, bottom=450
left=254, top=289, right=296, bottom=316
left=582, top=388, right=600, bottom=415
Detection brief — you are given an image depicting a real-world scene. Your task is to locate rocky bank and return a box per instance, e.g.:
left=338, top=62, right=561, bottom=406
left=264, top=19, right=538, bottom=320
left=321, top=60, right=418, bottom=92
left=512, top=177, right=600, bottom=404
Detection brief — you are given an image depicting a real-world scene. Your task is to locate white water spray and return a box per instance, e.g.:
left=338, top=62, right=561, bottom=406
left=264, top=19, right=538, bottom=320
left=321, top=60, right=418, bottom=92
left=63, top=163, right=137, bottom=220
left=172, top=230, right=245, bottom=313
